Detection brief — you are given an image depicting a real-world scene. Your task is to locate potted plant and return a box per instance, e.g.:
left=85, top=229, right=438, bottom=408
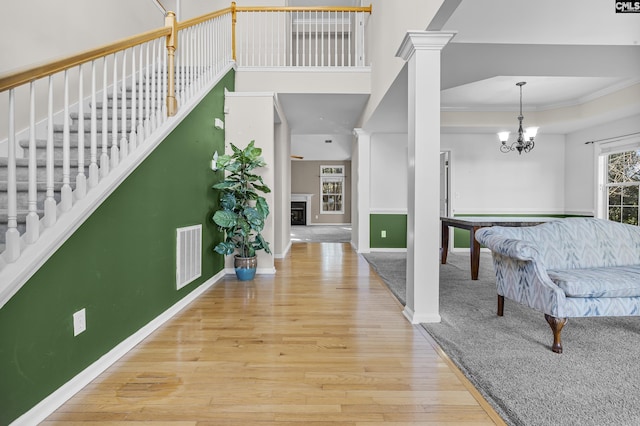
left=212, top=140, right=271, bottom=281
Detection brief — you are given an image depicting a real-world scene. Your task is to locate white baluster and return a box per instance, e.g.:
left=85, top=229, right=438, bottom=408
left=100, top=57, right=110, bottom=177
left=120, top=50, right=128, bottom=160
left=150, top=41, right=157, bottom=133
left=129, top=46, right=138, bottom=151
left=187, top=28, right=193, bottom=98
left=88, top=61, right=99, bottom=188
left=272, top=14, right=277, bottom=67
left=208, top=20, right=213, bottom=77
left=75, top=65, right=87, bottom=200
left=193, top=25, right=199, bottom=89
left=271, top=12, right=275, bottom=67
left=333, top=11, right=338, bottom=67
left=44, top=77, right=57, bottom=227
left=5, top=89, right=20, bottom=261
left=25, top=82, right=40, bottom=243
left=161, top=40, right=167, bottom=121
left=199, top=23, right=204, bottom=87
left=155, top=40, right=162, bottom=126
left=144, top=43, right=151, bottom=139
left=137, top=44, right=145, bottom=142
left=290, top=12, right=294, bottom=66
left=111, top=53, right=120, bottom=168
left=348, top=12, right=352, bottom=67
left=60, top=70, right=73, bottom=212
left=301, top=12, right=306, bottom=67
left=320, top=12, right=324, bottom=67
left=314, top=11, right=318, bottom=66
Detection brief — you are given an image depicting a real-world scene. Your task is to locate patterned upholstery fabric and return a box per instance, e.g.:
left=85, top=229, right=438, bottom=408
left=475, top=218, right=640, bottom=318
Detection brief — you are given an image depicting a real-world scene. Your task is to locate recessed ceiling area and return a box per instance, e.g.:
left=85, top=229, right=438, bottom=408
left=441, top=76, right=635, bottom=111
left=364, top=0, right=640, bottom=136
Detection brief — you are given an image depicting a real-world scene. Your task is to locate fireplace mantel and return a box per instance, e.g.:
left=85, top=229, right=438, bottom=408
left=291, top=194, right=313, bottom=226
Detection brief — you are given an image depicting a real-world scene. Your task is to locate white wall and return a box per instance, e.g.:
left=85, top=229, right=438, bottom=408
left=224, top=92, right=276, bottom=273
left=1, top=1, right=165, bottom=74
left=564, top=114, right=640, bottom=216
left=441, top=133, right=566, bottom=215
left=370, top=133, right=408, bottom=212
left=359, top=0, right=444, bottom=127
left=274, top=102, right=292, bottom=258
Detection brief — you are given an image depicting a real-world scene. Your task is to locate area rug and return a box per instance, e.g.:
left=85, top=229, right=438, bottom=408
left=290, top=225, right=351, bottom=243
left=367, top=252, right=640, bottom=426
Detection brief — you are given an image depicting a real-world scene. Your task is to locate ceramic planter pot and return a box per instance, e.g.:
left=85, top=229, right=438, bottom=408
left=234, top=255, right=257, bottom=281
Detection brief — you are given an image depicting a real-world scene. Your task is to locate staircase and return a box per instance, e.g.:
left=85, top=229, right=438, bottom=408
left=0, top=85, right=150, bottom=255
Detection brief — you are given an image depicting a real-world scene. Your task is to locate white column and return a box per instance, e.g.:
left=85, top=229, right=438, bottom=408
left=396, top=31, right=456, bottom=324
left=352, top=128, right=370, bottom=253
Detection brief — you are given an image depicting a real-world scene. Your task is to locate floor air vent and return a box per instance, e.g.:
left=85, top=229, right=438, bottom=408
left=176, top=225, right=202, bottom=290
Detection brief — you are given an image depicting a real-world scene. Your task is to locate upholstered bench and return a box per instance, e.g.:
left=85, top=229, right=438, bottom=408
left=475, top=217, right=640, bottom=353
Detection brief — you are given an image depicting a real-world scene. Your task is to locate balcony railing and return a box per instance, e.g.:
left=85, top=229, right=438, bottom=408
left=234, top=6, right=371, bottom=68
left=0, top=3, right=371, bottom=307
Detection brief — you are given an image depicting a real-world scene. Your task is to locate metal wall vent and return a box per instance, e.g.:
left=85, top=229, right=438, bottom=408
left=176, top=225, right=202, bottom=290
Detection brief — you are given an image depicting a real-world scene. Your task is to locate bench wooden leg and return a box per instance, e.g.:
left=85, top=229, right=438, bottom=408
left=497, top=294, right=504, bottom=316
left=544, top=314, right=567, bottom=354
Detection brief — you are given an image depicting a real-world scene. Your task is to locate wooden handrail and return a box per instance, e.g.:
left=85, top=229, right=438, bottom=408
left=0, top=3, right=372, bottom=93
left=0, top=27, right=171, bottom=92
left=177, top=7, right=233, bottom=30
left=236, top=5, right=372, bottom=13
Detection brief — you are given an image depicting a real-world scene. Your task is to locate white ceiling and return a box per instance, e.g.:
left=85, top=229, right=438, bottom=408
left=281, top=0, right=640, bottom=145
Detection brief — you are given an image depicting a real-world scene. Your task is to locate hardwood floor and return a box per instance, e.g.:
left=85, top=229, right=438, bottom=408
left=44, top=242, right=504, bottom=425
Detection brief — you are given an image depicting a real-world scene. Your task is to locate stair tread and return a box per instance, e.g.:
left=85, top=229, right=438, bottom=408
left=0, top=181, right=67, bottom=190
left=0, top=157, right=92, bottom=167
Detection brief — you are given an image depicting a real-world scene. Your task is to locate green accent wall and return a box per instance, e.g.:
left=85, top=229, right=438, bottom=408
left=0, top=70, right=234, bottom=424
left=451, top=213, right=590, bottom=248
left=370, top=214, right=407, bottom=248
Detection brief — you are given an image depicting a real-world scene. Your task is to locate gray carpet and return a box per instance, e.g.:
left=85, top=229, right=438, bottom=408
left=364, top=252, right=640, bottom=426
left=291, top=225, right=351, bottom=243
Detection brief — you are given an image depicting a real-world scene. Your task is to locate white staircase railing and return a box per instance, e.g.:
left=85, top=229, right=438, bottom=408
left=0, top=3, right=371, bottom=308
left=0, top=8, right=233, bottom=307
left=234, top=5, right=371, bottom=68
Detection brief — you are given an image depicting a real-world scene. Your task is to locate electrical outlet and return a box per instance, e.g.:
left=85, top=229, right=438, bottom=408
left=381, top=230, right=387, bottom=238
left=73, top=308, right=86, bottom=336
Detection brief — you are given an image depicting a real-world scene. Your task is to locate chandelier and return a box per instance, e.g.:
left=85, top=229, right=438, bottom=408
left=497, top=81, right=539, bottom=155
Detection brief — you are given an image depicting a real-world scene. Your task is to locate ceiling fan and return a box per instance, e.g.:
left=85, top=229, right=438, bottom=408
left=290, top=155, right=304, bottom=160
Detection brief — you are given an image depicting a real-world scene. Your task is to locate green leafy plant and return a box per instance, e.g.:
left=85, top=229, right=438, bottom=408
left=212, top=140, right=271, bottom=258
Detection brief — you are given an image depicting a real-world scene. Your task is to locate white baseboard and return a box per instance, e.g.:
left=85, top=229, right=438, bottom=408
left=306, top=223, right=351, bottom=226
left=402, top=306, right=441, bottom=324
left=274, top=241, right=292, bottom=259
left=369, top=247, right=407, bottom=253
left=11, top=270, right=225, bottom=426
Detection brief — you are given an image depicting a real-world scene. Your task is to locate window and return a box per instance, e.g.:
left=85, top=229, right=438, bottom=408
left=604, top=149, right=640, bottom=225
left=320, top=165, right=345, bottom=214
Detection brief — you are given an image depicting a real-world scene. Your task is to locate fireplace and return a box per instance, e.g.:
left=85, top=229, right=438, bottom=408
left=291, top=202, right=306, bottom=225
left=291, top=193, right=313, bottom=226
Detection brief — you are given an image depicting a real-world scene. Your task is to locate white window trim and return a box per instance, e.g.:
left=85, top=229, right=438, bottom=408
left=320, top=164, right=345, bottom=215
left=595, top=137, right=640, bottom=221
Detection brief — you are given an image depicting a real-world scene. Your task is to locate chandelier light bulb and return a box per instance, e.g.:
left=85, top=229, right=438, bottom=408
left=525, top=126, right=539, bottom=140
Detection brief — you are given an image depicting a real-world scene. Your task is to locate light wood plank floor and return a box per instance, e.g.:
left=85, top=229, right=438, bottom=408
left=44, top=242, right=505, bottom=425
